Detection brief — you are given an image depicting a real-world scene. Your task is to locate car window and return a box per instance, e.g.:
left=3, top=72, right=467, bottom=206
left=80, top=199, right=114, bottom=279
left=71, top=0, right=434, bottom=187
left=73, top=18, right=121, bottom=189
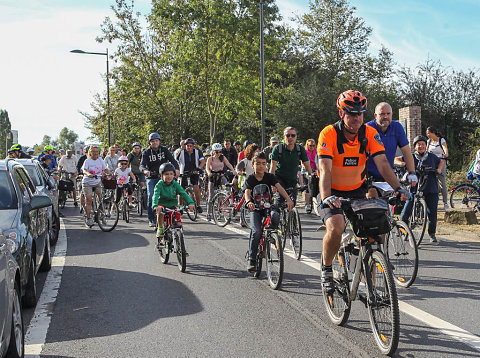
left=24, top=165, right=43, bottom=186
left=18, top=168, right=36, bottom=194
left=0, top=171, right=18, bottom=210
left=38, top=164, right=50, bottom=184
left=14, top=168, right=33, bottom=203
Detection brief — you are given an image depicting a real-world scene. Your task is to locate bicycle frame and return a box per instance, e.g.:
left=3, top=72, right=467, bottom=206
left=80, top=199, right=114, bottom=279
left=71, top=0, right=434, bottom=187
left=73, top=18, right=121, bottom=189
left=218, top=188, right=246, bottom=217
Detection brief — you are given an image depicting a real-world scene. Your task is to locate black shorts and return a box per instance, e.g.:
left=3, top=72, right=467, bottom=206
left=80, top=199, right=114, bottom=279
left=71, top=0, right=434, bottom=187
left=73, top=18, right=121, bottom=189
left=318, top=183, right=367, bottom=223
left=181, top=173, right=199, bottom=187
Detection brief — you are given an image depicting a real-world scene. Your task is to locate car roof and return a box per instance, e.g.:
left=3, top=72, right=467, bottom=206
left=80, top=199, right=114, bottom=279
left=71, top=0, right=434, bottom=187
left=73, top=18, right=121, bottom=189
left=15, top=158, right=39, bottom=166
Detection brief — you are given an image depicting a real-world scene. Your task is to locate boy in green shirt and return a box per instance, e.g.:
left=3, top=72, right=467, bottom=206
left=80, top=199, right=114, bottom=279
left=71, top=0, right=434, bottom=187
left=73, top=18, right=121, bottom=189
left=152, top=163, right=195, bottom=240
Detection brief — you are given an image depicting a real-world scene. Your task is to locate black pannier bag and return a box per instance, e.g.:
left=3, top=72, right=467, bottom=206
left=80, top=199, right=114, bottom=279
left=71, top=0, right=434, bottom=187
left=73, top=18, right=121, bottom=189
left=349, top=199, right=391, bottom=237
left=308, top=173, right=319, bottom=198
left=58, top=179, right=74, bottom=191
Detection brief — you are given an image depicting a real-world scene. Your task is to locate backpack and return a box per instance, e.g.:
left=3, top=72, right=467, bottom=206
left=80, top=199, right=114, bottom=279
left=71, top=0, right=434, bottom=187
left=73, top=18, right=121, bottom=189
left=277, top=143, right=302, bottom=162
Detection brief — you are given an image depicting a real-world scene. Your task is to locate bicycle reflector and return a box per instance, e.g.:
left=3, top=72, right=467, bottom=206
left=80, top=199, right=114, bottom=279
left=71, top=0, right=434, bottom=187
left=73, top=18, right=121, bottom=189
left=253, top=184, right=271, bottom=209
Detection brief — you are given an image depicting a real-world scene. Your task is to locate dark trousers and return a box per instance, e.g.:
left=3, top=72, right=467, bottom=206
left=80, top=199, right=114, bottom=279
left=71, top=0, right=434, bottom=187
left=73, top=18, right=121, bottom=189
left=400, top=192, right=438, bottom=237
left=249, top=210, right=279, bottom=260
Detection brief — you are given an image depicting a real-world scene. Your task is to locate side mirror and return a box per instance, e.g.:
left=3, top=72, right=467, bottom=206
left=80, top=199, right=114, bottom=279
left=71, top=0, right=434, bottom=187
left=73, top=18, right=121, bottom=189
left=30, top=195, right=52, bottom=210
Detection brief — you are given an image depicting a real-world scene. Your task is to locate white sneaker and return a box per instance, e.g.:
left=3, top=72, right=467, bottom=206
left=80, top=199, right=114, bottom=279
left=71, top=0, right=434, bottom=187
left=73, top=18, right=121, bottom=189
left=293, top=237, right=300, bottom=249
left=86, top=218, right=94, bottom=227
left=305, top=204, right=312, bottom=212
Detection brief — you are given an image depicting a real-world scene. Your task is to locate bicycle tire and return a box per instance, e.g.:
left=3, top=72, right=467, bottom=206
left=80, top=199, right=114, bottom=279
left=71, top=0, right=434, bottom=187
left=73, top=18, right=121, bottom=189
left=174, top=229, right=187, bottom=272
left=386, top=220, right=418, bottom=288
left=59, top=191, right=66, bottom=209
left=449, top=183, right=479, bottom=210
left=253, top=239, right=263, bottom=278
left=321, top=251, right=351, bottom=326
left=212, top=191, right=232, bottom=227
left=186, top=189, right=198, bottom=221
left=289, top=209, right=302, bottom=260
left=280, top=209, right=288, bottom=249
left=240, top=205, right=251, bottom=229
left=367, top=251, right=400, bottom=356
left=158, top=230, right=170, bottom=264
left=125, top=199, right=130, bottom=223
left=266, top=231, right=283, bottom=290
left=411, top=198, right=427, bottom=246
left=98, top=199, right=119, bottom=232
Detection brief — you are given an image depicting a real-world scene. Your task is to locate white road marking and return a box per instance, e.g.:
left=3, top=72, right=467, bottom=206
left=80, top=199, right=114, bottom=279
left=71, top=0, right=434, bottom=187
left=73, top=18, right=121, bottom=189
left=24, top=219, right=68, bottom=357
left=210, top=216, right=480, bottom=352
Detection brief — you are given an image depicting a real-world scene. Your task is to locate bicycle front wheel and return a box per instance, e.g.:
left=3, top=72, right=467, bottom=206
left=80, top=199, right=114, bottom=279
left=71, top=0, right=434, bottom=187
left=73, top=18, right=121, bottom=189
left=212, top=192, right=232, bottom=227
left=321, top=251, right=351, bottom=326
left=266, top=231, right=283, bottom=290
left=386, top=220, right=418, bottom=288
left=410, top=198, right=427, bottom=246
left=367, top=251, right=400, bottom=356
left=174, top=229, right=187, bottom=272
left=240, top=205, right=251, bottom=229
left=288, top=209, right=302, bottom=260
left=186, top=189, right=197, bottom=221
left=98, top=199, right=119, bottom=232
left=450, top=183, right=479, bottom=210
left=157, top=230, right=170, bottom=264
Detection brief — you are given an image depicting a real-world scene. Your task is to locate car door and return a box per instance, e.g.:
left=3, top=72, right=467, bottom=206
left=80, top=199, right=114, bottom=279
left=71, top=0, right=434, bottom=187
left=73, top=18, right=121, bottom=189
left=38, top=164, right=58, bottom=216
left=0, top=234, right=7, bottom=345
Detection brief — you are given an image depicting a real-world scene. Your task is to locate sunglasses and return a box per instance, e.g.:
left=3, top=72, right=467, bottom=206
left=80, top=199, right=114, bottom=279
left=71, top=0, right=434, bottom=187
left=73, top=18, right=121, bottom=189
left=285, top=134, right=296, bottom=138
left=308, top=144, right=315, bottom=147
left=214, top=150, right=222, bottom=154
left=120, top=163, right=128, bottom=165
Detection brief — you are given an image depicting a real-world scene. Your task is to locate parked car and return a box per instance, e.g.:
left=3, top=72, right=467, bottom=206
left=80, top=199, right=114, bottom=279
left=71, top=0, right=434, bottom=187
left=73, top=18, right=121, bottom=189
left=15, top=159, right=60, bottom=246
left=0, top=159, right=52, bottom=308
left=0, top=232, right=24, bottom=358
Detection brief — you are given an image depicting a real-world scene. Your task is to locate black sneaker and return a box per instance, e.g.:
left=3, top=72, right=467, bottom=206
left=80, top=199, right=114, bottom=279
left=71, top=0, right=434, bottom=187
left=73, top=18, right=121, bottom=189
left=321, top=266, right=335, bottom=295
left=430, top=235, right=439, bottom=244
left=197, top=206, right=203, bottom=214
left=247, top=260, right=256, bottom=273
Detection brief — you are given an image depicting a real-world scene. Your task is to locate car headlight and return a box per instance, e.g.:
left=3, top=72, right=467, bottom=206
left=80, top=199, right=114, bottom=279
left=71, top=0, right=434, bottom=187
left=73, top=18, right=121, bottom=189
left=3, top=230, right=20, bottom=254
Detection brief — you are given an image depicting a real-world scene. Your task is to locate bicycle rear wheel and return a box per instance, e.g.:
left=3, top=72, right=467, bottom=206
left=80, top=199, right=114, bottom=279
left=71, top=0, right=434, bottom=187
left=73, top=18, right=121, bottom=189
left=59, top=191, right=66, bottom=209
left=98, top=198, right=119, bottom=232
left=212, top=192, right=232, bottom=227
left=288, top=209, right=302, bottom=260
left=158, top=230, right=170, bottom=264
left=266, top=231, right=283, bottom=290
left=174, top=229, right=187, bottom=272
left=367, top=251, right=400, bottom=356
left=410, top=198, right=427, bottom=246
left=240, top=205, right=251, bottom=229
left=386, top=220, right=418, bottom=288
left=449, top=183, right=479, bottom=210
left=186, top=189, right=197, bottom=221
left=253, top=239, right=263, bottom=278
left=321, top=251, right=351, bottom=326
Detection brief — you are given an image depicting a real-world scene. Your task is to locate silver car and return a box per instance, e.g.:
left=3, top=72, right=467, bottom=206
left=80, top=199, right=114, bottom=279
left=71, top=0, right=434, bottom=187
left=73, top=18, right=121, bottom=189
left=0, top=232, right=24, bottom=358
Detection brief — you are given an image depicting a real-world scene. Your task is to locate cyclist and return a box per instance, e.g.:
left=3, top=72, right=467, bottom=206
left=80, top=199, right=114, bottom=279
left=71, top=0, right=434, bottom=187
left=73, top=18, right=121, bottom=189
left=10, top=144, right=31, bottom=159
left=81, top=145, right=111, bottom=227
left=366, top=102, right=417, bottom=197
left=177, top=138, right=205, bottom=212
left=140, top=132, right=180, bottom=227
left=245, top=151, right=294, bottom=272
left=27, top=147, right=35, bottom=157
left=238, top=140, right=253, bottom=161
left=76, top=145, right=89, bottom=211
left=233, top=141, right=242, bottom=154
left=104, top=146, right=119, bottom=173
left=262, top=136, right=279, bottom=170
left=114, top=156, right=137, bottom=209
left=222, top=139, right=238, bottom=168
left=152, top=163, right=195, bottom=243
left=317, top=90, right=408, bottom=294
left=58, top=150, right=79, bottom=206
left=38, top=145, right=58, bottom=170
left=396, top=135, right=444, bottom=244
left=128, top=142, right=146, bottom=189
left=270, top=126, right=313, bottom=209
left=303, top=139, right=318, bottom=213
left=205, top=143, right=237, bottom=221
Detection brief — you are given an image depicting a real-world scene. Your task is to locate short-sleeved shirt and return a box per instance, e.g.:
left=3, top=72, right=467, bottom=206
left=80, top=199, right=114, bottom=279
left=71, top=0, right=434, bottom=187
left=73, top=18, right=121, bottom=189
left=58, top=155, right=78, bottom=174
left=317, top=122, right=385, bottom=191
left=427, top=138, right=446, bottom=159
left=271, top=143, right=309, bottom=186
left=366, top=120, right=409, bottom=179
left=82, top=158, right=107, bottom=186
left=115, top=167, right=131, bottom=185
left=245, top=172, right=278, bottom=196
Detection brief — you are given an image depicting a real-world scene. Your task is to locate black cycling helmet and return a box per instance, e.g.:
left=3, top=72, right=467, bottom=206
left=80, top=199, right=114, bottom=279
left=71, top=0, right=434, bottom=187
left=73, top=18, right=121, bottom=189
left=413, top=135, right=428, bottom=147
left=132, top=142, right=142, bottom=148
left=185, top=138, right=195, bottom=145
left=243, top=140, right=253, bottom=149
left=149, top=132, right=161, bottom=142
left=234, top=141, right=241, bottom=146
left=159, top=162, right=176, bottom=175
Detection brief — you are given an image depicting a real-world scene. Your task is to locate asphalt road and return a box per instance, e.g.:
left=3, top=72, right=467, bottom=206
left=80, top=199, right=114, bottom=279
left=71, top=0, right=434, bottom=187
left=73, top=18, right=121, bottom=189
left=23, top=201, right=480, bottom=357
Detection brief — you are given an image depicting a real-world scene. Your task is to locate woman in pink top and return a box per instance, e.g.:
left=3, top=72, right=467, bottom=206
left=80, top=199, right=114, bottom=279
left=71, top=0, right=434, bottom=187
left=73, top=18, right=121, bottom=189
left=304, top=139, right=318, bottom=213
left=205, top=143, right=237, bottom=220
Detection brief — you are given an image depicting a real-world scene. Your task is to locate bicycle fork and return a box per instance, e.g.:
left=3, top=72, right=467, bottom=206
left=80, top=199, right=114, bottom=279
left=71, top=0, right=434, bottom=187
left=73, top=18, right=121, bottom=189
left=349, top=246, right=376, bottom=307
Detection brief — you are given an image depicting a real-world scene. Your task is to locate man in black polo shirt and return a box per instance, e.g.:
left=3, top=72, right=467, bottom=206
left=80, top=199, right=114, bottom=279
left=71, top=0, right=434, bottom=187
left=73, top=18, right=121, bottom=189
left=177, top=138, right=205, bottom=212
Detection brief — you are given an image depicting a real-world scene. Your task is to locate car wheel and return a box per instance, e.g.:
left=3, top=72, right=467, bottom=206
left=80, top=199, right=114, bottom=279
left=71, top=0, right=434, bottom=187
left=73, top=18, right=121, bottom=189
left=39, top=235, right=52, bottom=272
left=23, top=256, right=37, bottom=308
left=6, top=279, right=24, bottom=358
left=50, top=212, right=60, bottom=246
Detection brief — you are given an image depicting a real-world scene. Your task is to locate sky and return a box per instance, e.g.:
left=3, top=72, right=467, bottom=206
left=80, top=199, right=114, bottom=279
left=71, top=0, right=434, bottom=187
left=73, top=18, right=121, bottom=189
left=1, top=0, right=479, bottom=147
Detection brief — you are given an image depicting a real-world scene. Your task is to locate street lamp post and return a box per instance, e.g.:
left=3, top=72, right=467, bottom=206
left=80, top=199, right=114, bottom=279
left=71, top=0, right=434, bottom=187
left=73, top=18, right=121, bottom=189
left=260, top=0, right=266, bottom=149
left=70, top=48, right=112, bottom=146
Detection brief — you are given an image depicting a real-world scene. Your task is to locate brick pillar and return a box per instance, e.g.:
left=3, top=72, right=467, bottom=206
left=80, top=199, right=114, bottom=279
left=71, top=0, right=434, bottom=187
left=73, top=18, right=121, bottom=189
left=399, top=106, right=422, bottom=151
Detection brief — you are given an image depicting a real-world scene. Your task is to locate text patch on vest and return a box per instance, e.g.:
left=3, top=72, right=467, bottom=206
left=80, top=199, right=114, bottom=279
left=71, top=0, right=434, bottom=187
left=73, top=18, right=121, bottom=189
left=343, top=157, right=359, bottom=167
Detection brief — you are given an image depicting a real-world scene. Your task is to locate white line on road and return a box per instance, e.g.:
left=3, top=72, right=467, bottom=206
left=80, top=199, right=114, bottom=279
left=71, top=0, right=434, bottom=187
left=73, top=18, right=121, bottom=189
left=24, top=219, right=68, bottom=358
left=213, top=217, right=480, bottom=352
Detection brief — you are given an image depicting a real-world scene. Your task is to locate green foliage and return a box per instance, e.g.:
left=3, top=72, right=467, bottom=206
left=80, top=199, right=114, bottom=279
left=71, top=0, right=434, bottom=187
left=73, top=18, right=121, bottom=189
left=0, top=110, right=12, bottom=159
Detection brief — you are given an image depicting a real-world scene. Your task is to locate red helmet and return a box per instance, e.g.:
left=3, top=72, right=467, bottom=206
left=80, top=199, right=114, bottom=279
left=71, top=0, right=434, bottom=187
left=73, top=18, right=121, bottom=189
left=337, top=90, right=368, bottom=114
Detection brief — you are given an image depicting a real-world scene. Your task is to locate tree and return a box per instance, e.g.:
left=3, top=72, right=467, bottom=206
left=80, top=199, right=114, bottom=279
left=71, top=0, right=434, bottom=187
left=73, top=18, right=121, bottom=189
left=0, top=110, right=12, bottom=158
left=57, top=127, right=79, bottom=151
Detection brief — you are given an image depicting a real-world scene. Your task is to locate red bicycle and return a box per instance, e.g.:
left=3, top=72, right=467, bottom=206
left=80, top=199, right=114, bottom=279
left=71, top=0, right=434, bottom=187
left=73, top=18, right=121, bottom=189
left=211, top=183, right=250, bottom=227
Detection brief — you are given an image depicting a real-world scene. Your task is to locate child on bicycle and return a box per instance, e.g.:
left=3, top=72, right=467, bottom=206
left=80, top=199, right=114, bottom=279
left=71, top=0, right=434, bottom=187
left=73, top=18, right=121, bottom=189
left=152, top=162, right=195, bottom=242
left=114, top=156, right=137, bottom=209
left=244, top=152, right=294, bottom=272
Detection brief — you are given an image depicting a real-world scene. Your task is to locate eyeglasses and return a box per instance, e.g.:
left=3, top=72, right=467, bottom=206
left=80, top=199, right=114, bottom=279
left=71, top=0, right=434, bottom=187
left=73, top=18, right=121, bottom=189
left=120, top=163, right=128, bottom=165
left=285, top=134, right=296, bottom=138
left=214, top=150, right=222, bottom=154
